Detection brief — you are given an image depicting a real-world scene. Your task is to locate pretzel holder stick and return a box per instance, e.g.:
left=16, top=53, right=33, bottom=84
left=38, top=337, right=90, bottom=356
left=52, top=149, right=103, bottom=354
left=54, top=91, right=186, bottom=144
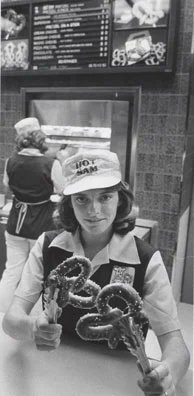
left=114, top=313, right=151, bottom=375
left=44, top=287, right=62, bottom=324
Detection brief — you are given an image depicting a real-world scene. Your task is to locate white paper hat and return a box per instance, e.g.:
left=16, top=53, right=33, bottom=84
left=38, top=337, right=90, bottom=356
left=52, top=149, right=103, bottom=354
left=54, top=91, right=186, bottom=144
left=62, top=149, right=121, bottom=195
left=14, top=117, right=41, bottom=135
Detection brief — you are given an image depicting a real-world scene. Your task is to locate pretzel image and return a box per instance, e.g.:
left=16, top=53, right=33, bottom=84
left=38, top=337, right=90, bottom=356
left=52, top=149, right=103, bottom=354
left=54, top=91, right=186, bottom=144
left=2, top=9, right=26, bottom=40
left=132, top=1, right=165, bottom=27
left=43, top=256, right=101, bottom=323
left=76, top=283, right=151, bottom=374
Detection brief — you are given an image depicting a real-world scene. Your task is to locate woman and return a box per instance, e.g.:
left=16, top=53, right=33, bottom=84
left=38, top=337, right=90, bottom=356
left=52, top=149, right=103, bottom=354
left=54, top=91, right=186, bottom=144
left=3, top=149, right=190, bottom=396
left=0, top=117, right=64, bottom=312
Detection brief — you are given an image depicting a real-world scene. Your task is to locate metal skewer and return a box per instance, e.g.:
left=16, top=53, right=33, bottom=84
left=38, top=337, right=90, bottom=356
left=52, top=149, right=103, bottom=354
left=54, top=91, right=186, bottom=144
left=114, top=312, right=151, bottom=375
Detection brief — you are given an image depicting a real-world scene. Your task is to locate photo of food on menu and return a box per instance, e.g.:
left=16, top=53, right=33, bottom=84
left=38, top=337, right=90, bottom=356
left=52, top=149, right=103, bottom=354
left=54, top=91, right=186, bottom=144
left=1, top=0, right=175, bottom=72
left=111, top=0, right=170, bottom=67
left=113, top=0, right=170, bottom=29
left=1, top=6, right=29, bottom=70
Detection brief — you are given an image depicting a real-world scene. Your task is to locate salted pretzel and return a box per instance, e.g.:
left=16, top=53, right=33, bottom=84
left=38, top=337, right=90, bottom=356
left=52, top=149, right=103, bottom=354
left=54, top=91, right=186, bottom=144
left=76, top=283, right=151, bottom=374
left=3, top=9, right=26, bottom=40
left=43, top=255, right=101, bottom=323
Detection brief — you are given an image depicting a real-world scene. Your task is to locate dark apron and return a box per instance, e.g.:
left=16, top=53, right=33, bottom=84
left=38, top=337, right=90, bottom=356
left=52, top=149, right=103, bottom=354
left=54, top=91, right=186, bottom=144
left=7, top=197, right=55, bottom=239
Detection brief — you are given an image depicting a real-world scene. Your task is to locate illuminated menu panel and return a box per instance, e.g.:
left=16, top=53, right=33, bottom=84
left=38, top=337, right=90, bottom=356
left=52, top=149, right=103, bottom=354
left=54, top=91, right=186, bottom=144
left=1, top=0, right=178, bottom=74
left=32, top=0, right=111, bottom=70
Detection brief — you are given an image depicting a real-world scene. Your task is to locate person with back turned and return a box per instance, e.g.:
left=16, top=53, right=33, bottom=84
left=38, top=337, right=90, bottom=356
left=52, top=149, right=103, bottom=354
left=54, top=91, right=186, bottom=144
left=0, top=117, right=64, bottom=312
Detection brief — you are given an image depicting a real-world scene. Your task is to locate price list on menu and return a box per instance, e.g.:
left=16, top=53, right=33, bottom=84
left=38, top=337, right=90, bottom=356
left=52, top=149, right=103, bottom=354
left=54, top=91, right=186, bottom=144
left=32, top=0, right=111, bottom=70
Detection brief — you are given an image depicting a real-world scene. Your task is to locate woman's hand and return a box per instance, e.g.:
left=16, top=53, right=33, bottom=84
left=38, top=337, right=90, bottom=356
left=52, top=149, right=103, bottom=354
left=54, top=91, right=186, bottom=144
left=33, top=312, right=62, bottom=351
left=137, top=359, right=176, bottom=396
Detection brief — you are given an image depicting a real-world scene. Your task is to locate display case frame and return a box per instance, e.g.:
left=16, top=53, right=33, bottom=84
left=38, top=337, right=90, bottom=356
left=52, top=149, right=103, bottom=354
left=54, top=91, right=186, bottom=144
left=20, top=86, right=141, bottom=189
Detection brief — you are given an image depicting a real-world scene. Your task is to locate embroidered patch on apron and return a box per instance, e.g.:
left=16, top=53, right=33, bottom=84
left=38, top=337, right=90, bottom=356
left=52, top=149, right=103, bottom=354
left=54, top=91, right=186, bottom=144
left=110, top=266, right=135, bottom=286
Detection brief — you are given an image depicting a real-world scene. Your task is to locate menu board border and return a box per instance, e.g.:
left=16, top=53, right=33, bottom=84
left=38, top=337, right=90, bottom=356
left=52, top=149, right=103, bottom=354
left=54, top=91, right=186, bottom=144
left=1, top=0, right=180, bottom=76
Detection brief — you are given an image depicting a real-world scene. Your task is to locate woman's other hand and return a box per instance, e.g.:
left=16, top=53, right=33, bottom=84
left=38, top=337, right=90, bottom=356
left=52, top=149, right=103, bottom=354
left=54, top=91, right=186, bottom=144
left=33, top=312, right=62, bottom=351
left=137, top=359, right=176, bottom=395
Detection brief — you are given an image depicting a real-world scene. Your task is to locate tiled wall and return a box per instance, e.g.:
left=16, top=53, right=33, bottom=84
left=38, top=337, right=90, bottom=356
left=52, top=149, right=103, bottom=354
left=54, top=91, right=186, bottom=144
left=1, top=0, right=194, bottom=278
left=180, top=56, right=194, bottom=216
left=135, top=1, right=193, bottom=276
left=178, top=51, right=194, bottom=303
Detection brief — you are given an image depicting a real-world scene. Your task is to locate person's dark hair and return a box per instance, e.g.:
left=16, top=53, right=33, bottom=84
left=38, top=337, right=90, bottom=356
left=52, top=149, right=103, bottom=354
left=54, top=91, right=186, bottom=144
left=57, top=181, right=138, bottom=235
left=15, top=130, right=48, bottom=153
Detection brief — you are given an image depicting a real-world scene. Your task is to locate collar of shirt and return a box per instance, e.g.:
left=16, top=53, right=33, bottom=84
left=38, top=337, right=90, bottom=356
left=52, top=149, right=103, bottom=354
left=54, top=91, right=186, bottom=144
left=18, top=148, right=43, bottom=156
left=49, top=229, right=141, bottom=269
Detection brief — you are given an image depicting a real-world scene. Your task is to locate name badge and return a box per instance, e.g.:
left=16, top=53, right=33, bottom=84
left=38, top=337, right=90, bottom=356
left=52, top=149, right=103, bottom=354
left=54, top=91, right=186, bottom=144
left=110, top=265, right=135, bottom=286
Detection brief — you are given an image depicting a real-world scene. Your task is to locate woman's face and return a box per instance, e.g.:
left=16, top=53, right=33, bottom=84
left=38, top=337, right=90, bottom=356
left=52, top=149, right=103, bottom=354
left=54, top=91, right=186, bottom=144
left=71, top=188, right=119, bottom=236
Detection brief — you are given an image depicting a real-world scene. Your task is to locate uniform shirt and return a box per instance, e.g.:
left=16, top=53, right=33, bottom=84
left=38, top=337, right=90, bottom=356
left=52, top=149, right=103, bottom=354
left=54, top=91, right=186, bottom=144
left=3, top=148, right=65, bottom=195
left=15, top=229, right=180, bottom=337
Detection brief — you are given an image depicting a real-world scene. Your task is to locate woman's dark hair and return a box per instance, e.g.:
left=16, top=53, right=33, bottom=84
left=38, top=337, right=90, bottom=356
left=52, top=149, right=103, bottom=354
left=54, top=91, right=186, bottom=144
left=15, top=130, right=48, bottom=153
left=57, top=181, right=138, bottom=235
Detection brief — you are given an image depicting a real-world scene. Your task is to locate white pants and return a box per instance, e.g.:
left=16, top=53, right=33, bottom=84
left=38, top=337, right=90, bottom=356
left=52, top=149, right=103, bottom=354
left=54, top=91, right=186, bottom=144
left=0, top=231, right=36, bottom=312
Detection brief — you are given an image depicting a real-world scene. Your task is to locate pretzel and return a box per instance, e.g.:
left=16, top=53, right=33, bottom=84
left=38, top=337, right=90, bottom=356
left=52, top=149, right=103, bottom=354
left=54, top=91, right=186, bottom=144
left=132, top=2, right=165, bottom=27
left=76, top=308, right=123, bottom=348
left=76, top=283, right=142, bottom=346
left=3, top=9, right=26, bottom=40
left=43, top=255, right=101, bottom=323
left=76, top=283, right=151, bottom=374
left=97, top=283, right=143, bottom=315
left=145, top=42, right=166, bottom=65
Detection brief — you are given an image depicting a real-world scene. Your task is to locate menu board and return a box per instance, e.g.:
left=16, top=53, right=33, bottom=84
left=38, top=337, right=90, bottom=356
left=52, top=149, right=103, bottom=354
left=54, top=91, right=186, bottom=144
left=1, top=0, right=179, bottom=74
left=32, top=0, right=110, bottom=70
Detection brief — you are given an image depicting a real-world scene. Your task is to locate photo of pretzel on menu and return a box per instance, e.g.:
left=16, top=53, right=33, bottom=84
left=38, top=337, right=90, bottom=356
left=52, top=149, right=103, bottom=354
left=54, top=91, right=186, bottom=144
left=1, top=8, right=27, bottom=40
left=113, top=0, right=170, bottom=29
left=111, top=28, right=167, bottom=67
left=1, top=7, right=29, bottom=70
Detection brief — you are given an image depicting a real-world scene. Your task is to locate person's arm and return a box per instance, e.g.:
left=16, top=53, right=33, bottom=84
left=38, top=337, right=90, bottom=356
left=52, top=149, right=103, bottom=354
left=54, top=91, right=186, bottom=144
left=159, top=330, right=190, bottom=385
left=3, top=296, right=62, bottom=351
left=2, top=233, right=62, bottom=350
left=137, top=329, right=190, bottom=395
left=3, top=159, right=10, bottom=187
left=2, top=159, right=11, bottom=196
left=3, top=296, right=37, bottom=341
left=137, top=250, right=190, bottom=394
left=51, top=159, right=65, bottom=194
